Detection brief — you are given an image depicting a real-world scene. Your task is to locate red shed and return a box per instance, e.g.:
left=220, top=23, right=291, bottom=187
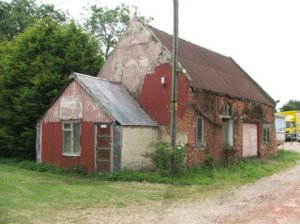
left=36, top=73, right=158, bottom=173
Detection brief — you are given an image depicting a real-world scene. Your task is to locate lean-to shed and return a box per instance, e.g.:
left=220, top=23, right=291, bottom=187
left=36, top=72, right=158, bottom=173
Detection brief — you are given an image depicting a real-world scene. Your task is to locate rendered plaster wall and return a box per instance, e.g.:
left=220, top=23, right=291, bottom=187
left=121, top=126, right=158, bottom=170
left=98, top=18, right=171, bottom=96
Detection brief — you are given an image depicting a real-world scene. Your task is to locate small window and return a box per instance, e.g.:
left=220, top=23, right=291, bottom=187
left=197, top=116, right=204, bottom=145
left=63, top=121, right=81, bottom=156
left=263, top=123, right=270, bottom=143
left=275, top=119, right=286, bottom=132
left=222, top=120, right=233, bottom=146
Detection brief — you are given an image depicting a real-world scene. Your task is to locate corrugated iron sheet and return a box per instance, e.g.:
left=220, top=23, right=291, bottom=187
left=73, top=73, right=158, bottom=126
left=41, top=81, right=113, bottom=123
left=149, top=26, right=274, bottom=106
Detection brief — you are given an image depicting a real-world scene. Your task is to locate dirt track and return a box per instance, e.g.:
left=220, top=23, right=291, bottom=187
left=279, top=142, right=300, bottom=153
left=58, top=157, right=300, bottom=223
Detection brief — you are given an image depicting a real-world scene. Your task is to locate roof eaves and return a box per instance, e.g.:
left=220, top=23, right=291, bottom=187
left=37, top=78, right=74, bottom=125
left=192, top=86, right=275, bottom=107
left=73, top=73, right=158, bottom=127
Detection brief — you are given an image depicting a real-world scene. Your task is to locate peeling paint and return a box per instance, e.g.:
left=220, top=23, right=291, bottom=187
left=98, top=18, right=171, bottom=96
left=60, top=96, right=83, bottom=120
left=42, top=81, right=112, bottom=123
left=137, top=63, right=190, bottom=125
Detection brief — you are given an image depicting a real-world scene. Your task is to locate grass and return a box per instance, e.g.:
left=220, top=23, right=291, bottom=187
left=0, top=149, right=300, bottom=223
left=99, top=149, right=300, bottom=185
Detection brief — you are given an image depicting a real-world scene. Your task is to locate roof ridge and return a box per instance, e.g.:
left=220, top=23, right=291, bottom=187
left=71, top=72, right=122, bottom=84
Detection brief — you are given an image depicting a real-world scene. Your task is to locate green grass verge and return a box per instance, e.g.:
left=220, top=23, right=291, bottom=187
left=0, top=149, right=299, bottom=223
left=100, top=149, right=300, bottom=185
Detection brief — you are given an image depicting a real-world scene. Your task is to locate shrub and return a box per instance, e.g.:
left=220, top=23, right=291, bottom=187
left=222, top=143, right=236, bottom=166
left=204, top=156, right=215, bottom=169
left=70, top=164, right=87, bottom=176
left=19, top=160, right=67, bottom=174
left=18, top=160, right=37, bottom=170
left=149, top=141, right=186, bottom=176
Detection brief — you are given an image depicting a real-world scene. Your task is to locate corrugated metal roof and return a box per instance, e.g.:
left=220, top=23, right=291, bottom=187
left=72, top=73, right=157, bottom=126
left=148, top=26, right=274, bottom=106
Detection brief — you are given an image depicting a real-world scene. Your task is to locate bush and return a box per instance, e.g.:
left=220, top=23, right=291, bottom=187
left=18, top=160, right=37, bottom=170
left=70, top=164, right=87, bottom=176
left=19, top=161, right=67, bottom=174
left=149, top=141, right=186, bottom=176
left=222, top=143, right=236, bottom=166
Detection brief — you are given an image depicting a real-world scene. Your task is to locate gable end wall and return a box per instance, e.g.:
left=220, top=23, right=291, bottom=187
left=98, top=18, right=171, bottom=97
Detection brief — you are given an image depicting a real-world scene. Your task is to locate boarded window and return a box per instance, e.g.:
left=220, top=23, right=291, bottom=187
left=222, top=120, right=233, bottom=146
left=63, top=122, right=81, bottom=156
left=263, top=123, right=270, bottom=143
left=197, top=116, right=204, bottom=145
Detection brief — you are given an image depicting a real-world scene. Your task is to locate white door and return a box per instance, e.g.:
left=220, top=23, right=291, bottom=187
left=243, top=123, right=258, bottom=157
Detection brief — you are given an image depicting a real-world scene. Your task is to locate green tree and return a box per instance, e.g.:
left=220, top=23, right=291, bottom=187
left=0, top=18, right=103, bottom=159
left=84, top=3, right=153, bottom=59
left=0, top=0, right=66, bottom=41
left=281, top=100, right=300, bottom=111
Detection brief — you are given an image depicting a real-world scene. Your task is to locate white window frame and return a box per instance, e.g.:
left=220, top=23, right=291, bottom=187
left=63, top=121, right=81, bottom=156
left=196, top=116, right=204, bottom=146
left=263, top=123, right=270, bottom=143
left=222, top=119, right=234, bottom=146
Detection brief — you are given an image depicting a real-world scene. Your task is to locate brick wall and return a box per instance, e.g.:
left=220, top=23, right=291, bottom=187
left=177, top=90, right=277, bottom=166
left=138, top=63, right=277, bottom=167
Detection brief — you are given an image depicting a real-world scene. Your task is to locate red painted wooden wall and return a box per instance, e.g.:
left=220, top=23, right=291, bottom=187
left=41, top=121, right=95, bottom=173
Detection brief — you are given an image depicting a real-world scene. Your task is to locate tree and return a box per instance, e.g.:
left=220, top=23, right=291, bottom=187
left=0, top=18, right=104, bottom=159
left=281, top=100, right=300, bottom=111
left=85, top=3, right=153, bottom=59
left=0, top=0, right=66, bottom=41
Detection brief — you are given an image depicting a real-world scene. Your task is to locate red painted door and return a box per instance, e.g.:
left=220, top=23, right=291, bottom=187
left=95, top=124, right=112, bottom=172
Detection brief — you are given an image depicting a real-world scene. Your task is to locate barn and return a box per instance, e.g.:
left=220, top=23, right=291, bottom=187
left=98, top=17, right=277, bottom=165
left=36, top=73, right=158, bottom=173
left=37, top=17, right=277, bottom=172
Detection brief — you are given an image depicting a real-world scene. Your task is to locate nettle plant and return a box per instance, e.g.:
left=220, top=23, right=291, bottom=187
left=222, top=143, right=235, bottom=166
left=148, top=141, right=187, bottom=176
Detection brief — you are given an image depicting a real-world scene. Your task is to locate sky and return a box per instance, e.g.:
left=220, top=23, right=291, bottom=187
left=36, top=0, right=300, bottom=109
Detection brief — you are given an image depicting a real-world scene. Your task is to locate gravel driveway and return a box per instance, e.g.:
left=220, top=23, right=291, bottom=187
left=279, top=142, right=300, bottom=153
left=58, top=155, right=300, bottom=224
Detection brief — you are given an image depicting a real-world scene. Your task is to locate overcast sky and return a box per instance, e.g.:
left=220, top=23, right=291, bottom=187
left=36, top=0, right=300, bottom=109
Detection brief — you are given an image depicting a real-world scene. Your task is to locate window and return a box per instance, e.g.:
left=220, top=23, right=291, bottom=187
left=197, top=116, right=204, bottom=145
left=263, top=123, right=270, bottom=143
left=275, top=119, right=286, bottom=132
left=222, top=120, right=233, bottom=146
left=63, top=122, right=81, bottom=156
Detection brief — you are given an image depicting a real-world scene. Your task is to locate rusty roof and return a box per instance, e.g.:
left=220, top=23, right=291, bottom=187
left=148, top=26, right=274, bottom=106
left=72, top=73, right=157, bottom=126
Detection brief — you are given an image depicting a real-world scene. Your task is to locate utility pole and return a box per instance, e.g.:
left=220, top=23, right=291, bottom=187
left=170, top=0, right=179, bottom=174
left=171, top=0, right=179, bottom=148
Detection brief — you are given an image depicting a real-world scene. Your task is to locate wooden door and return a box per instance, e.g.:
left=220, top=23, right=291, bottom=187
left=95, top=123, right=112, bottom=173
left=243, top=123, right=258, bottom=157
